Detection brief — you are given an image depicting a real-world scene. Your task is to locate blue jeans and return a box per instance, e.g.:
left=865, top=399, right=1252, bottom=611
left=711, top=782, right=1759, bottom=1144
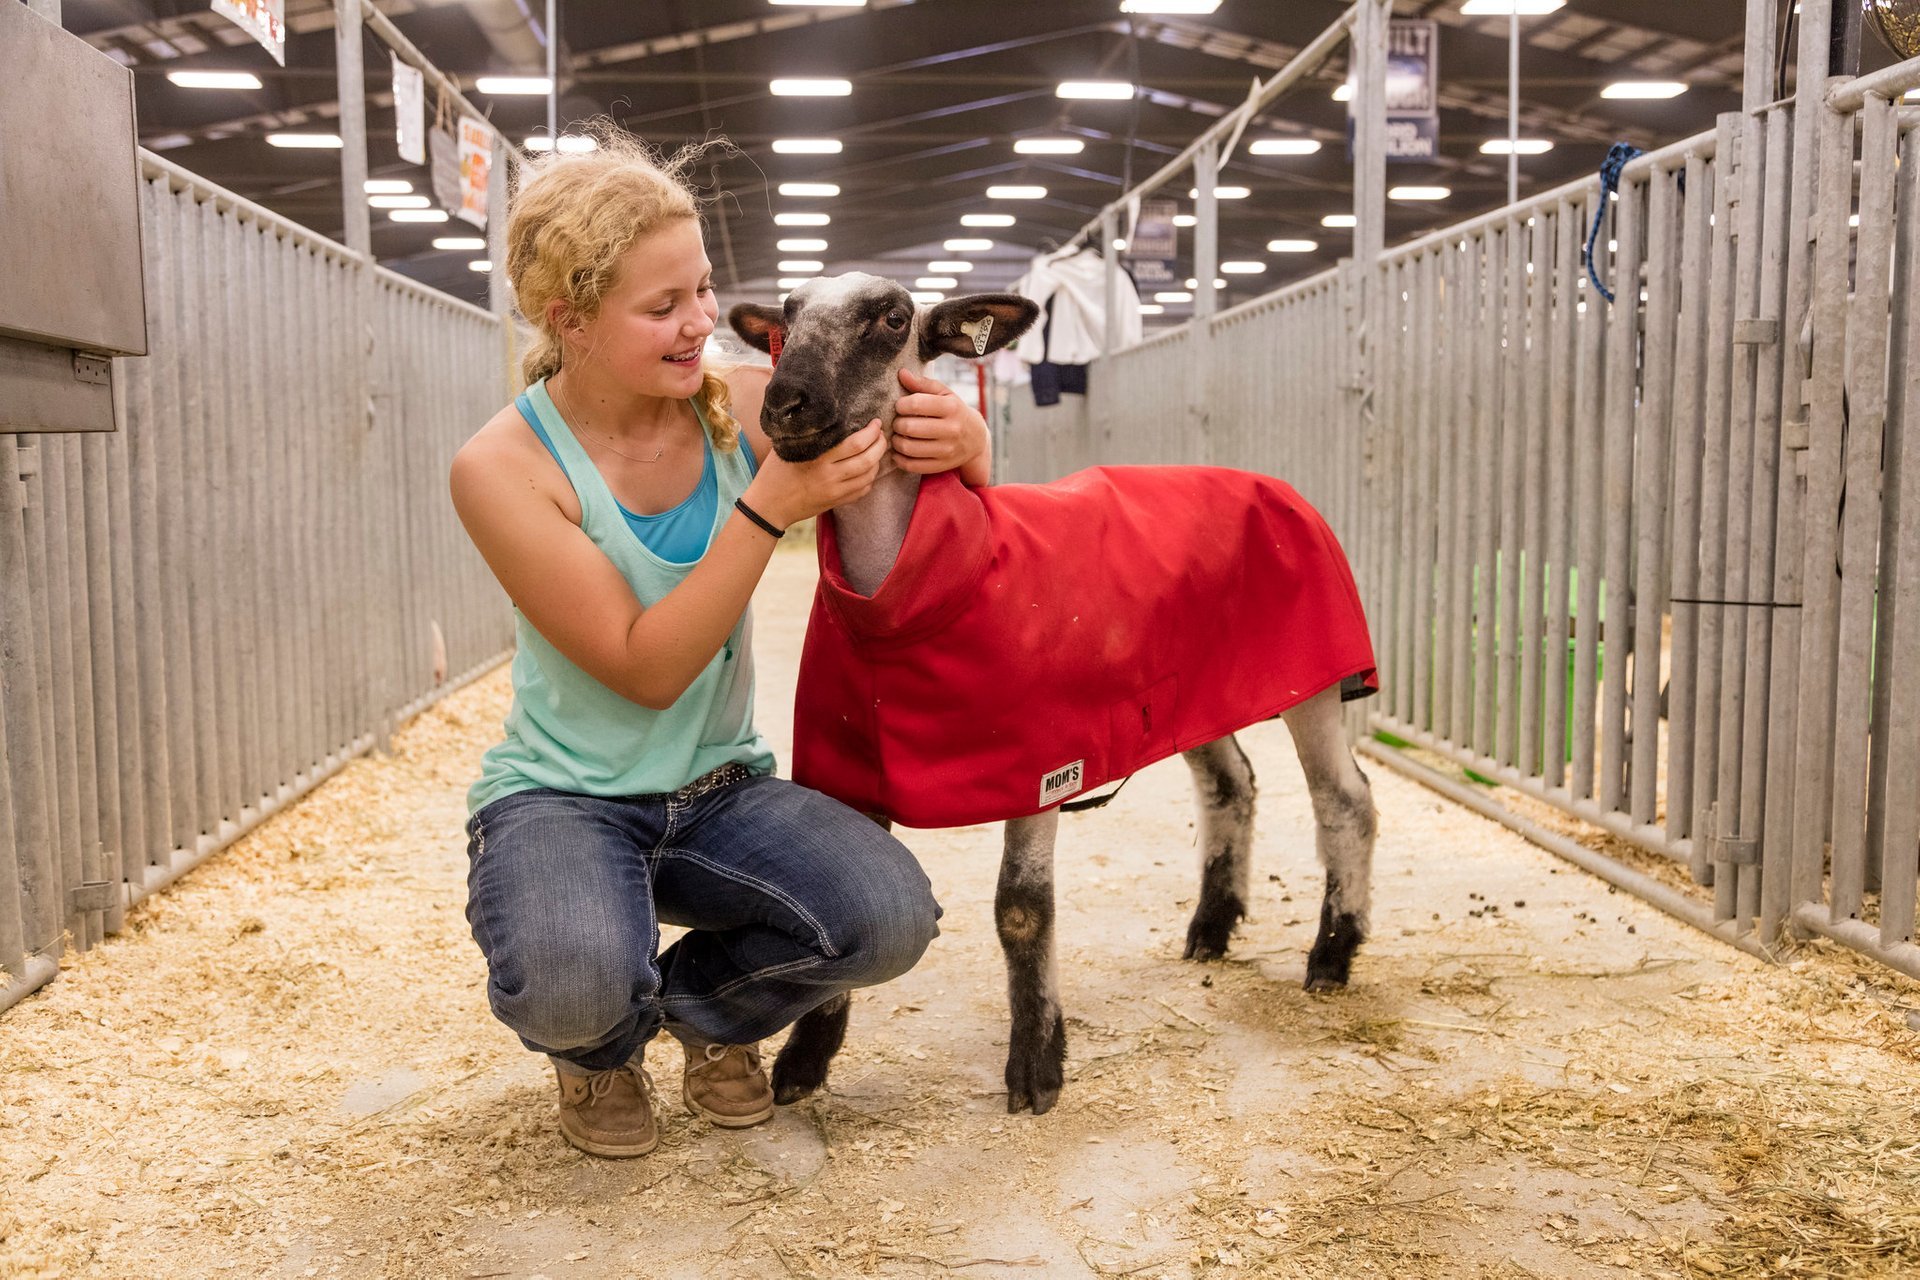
left=464, top=771, right=941, bottom=1074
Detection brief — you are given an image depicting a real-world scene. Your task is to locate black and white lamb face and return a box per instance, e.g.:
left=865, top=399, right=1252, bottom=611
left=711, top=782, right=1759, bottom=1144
left=729, top=272, right=1037, bottom=462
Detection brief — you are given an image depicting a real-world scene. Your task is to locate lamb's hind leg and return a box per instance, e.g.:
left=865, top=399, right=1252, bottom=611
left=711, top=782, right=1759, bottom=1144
left=998, top=809, right=1066, bottom=1115
left=1282, top=685, right=1378, bottom=990
left=1182, top=734, right=1258, bottom=960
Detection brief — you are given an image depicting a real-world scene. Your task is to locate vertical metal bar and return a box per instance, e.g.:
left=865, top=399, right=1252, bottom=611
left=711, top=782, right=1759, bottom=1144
left=1102, top=206, right=1121, bottom=355
left=1496, top=217, right=1525, bottom=768
left=1450, top=239, right=1477, bottom=747
left=1825, top=92, right=1896, bottom=922
left=1868, top=124, right=1920, bottom=913
left=335, top=0, right=371, bottom=259
left=1630, top=168, right=1680, bottom=826
left=1733, top=108, right=1794, bottom=928
left=0, top=672, right=25, bottom=981
left=1544, top=199, right=1578, bottom=791
left=1691, top=122, right=1739, bottom=881
left=1518, top=212, right=1551, bottom=780
left=0, top=433, right=58, bottom=967
left=1410, top=249, right=1439, bottom=735
left=1876, top=127, right=1920, bottom=948
left=1353, top=0, right=1387, bottom=269
left=1473, top=229, right=1502, bottom=760
left=41, top=436, right=89, bottom=946
left=1571, top=193, right=1608, bottom=802
left=68, top=432, right=112, bottom=948
left=141, top=180, right=185, bottom=867
left=1666, top=150, right=1713, bottom=847
left=1194, top=144, right=1219, bottom=323
left=105, top=324, right=148, bottom=908
left=1786, top=98, right=1855, bottom=918
left=1598, top=178, right=1644, bottom=817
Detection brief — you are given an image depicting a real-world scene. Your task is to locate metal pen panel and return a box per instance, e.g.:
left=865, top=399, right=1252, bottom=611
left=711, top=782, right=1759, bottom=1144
left=1598, top=178, right=1643, bottom=818
left=1518, top=213, right=1552, bottom=780
left=1543, top=199, right=1579, bottom=793
left=1495, top=218, right=1525, bottom=769
left=1571, top=192, right=1608, bottom=805
left=1630, top=168, right=1680, bottom=828
left=1666, top=151, right=1714, bottom=849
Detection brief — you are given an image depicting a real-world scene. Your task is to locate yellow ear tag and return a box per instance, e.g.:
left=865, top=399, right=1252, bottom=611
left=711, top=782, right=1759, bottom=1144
left=959, top=314, right=994, bottom=357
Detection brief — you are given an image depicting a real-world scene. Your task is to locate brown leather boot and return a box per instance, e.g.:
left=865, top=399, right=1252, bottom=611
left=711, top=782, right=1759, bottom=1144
left=553, top=1061, right=659, bottom=1158
left=680, top=1041, right=775, bottom=1128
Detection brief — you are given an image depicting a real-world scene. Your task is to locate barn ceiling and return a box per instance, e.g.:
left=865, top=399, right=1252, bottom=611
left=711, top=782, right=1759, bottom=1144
left=62, top=0, right=1884, bottom=323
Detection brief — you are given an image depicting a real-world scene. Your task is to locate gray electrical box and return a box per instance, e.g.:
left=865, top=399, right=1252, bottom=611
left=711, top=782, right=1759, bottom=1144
left=0, top=1, right=148, bottom=433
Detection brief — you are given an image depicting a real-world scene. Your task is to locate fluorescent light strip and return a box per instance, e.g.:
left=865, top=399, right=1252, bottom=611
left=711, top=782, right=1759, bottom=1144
left=961, top=213, right=1015, bottom=227
left=917, top=277, right=958, bottom=289
left=777, top=238, right=829, bottom=251
left=774, top=212, right=831, bottom=226
left=368, top=194, right=430, bottom=209
left=1015, top=138, right=1084, bottom=154
left=1188, top=186, right=1250, bottom=199
left=468, top=260, right=493, bottom=272
left=772, top=138, right=842, bottom=154
left=778, top=182, right=841, bottom=197
left=1056, top=81, right=1134, bottom=99
left=1249, top=138, right=1321, bottom=155
left=1154, top=291, right=1192, bottom=303
left=266, top=133, right=342, bottom=148
left=1322, top=213, right=1358, bottom=228
left=1137, top=303, right=1165, bottom=315
left=365, top=179, right=413, bottom=194
left=778, top=259, right=824, bottom=272
left=1460, top=0, right=1564, bottom=13
left=910, top=291, right=946, bottom=303
left=1172, top=213, right=1197, bottom=227
left=927, top=260, right=974, bottom=272
left=433, top=236, right=486, bottom=250
left=943, top=238, right=993, bottom=251
left=1220, top=261, right=1266, bottom=274
left=1601, top=81, right=1688, bottom=99
left=1267, top=239, right=1319, bottom=252
left=1480, top=138, right=1554, bottom=155
left=771, top=78, right=852, bottom=96
left=987, top=185, right=1046, bottom=199
left=1121, top=0, right=1221, bottom=11
left=475, top=76, right=551, bottom=94
left=390, top=209, right=449, bottom=223
left=1389, top=185, right=1451, bottom=200
left=167, top=70, right=262, bottom=90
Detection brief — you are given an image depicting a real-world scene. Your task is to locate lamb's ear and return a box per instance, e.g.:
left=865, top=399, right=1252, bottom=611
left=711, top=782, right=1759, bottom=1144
left=920, top=293, right=1039, bottom=361
left=728, top=302, right=785, bottom=354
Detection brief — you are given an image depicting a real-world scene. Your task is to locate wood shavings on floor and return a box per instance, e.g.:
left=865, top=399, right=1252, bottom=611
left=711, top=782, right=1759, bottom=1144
left=5, top=546, right=1920, bottom=1279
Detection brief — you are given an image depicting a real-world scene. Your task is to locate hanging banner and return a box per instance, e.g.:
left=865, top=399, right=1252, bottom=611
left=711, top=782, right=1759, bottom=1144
left=1347, top=19, right=1439, bottom=163
left=392, top=54, right=426, bottom=166
left=1126, top=197, right=1179, bottom=287
left=210, top=0, right=285, bottom=66
left=456, top=116, right=493, bottom=229
left=428, top=125, right=463, bottom=212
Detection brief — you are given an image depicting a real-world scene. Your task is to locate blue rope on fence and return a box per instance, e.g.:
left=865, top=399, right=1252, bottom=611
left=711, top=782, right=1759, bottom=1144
left=1583, top=142, right=1643, bottom=303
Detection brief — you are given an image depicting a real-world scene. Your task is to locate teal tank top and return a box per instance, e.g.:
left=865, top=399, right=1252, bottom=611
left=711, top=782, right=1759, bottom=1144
left=467, top=378, right=777, bottom=815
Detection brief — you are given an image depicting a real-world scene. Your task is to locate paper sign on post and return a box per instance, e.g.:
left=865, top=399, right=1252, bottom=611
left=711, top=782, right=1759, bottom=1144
left=393, top=55, right=426, bottom=166
left=456, top=116, right=492, bottom=229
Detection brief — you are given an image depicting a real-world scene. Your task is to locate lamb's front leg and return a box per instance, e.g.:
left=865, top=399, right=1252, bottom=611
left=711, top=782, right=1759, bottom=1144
left=997, top=809, right=1066, bottom=1115
left=1282, top=686, right=1378, bottom=990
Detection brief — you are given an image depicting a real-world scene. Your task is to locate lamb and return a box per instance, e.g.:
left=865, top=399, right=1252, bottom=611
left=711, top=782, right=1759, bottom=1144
left=728, top=274, right=1380, bottom=1115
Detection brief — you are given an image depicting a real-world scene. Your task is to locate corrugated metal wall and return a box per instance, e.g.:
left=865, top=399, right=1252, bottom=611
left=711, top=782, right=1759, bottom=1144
left=0, top=152, right=514, bottom=1014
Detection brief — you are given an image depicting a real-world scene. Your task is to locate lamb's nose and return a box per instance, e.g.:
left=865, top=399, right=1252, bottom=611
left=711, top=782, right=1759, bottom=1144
left=764, top=381, right=809, bottom=424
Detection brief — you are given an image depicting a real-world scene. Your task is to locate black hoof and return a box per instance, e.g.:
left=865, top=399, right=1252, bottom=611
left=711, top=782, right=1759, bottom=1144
left=1304, top=899, right=1363, bottom=991
left=771, top=995, right=850, bottom=1105
left=1005, top=1008, right=1067, bottom=1115
left=1182, top=892, right=1245, bottom=961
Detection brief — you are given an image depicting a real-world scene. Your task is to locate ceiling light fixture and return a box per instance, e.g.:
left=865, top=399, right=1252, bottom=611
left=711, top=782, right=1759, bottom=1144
left=1220, top=261, right=1266, bottom=274
left=778, top=259, right=824, bottom=272
left=1172, top=213, right=1197, bottom=227
left=167, top=70, right=262, bottom=90
left=910, top=291, right=946, bottom=303
left=1460, top=0, right=1564, bottom=13
left=987, top=185, right=1047, bottom=199
left=475, top=76, right=551, bottom=94
left=1056, top=81, right=1134, bottom=99
left=778, top=182, right=841, bottom=197
left=468, top=260, right=493, bottom=272
left=1267, top=239, right=1319, bottom=252
left=777, top=238, right=829, bottom=251
left=368, top=194, right=430, bottom=209
left=1249, top=138, right=1321, bottom=155
left=1333, top=82, right=1354, bottom=101
left=1154, top=291, right=1193, bottom=303
left=961, top=213, right=1016, bottom=227
left=433, top=236, right=487, bottom=250
left=917, top=277, right=959, bottom=289
left=772, top=138, right=842, bottom=154
left=1137, top=303, right=1165, bottom=315
left=774, top=212, right=831, bottom=226
left=1389, top=185, right=1451, bottom=200
left=365, top=179, right=413, bottom=194
left=1322, top=213, right=1358, bottom=227
left=943, top=238, right=994, bottom=251
left=1188, top=186, right=1250, bottom=199
left=1014, top=138, right=1085, bottom=154
left=771, top=78, right=852, bottom=96
left=390, top=209, right=450, bottom=223
left=1480, top=138, right=1554, bottom=154
left=927, top=260, right=974, bottom=272
left=1601, top=81, right=1688, bottom=99
left=266, top=132, right=342, bottom=148
left=1121, top=0, right=1222, bottom=11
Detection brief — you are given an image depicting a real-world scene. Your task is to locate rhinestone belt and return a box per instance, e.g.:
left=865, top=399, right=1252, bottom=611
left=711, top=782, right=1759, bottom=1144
left=674, top=761, right=756, bottom=803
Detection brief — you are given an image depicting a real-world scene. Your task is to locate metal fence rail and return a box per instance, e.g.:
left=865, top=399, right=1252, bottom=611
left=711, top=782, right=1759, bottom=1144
left=1001, top=53, right=1920, bottom=980
left=0, top=152, right=514, bottom=1014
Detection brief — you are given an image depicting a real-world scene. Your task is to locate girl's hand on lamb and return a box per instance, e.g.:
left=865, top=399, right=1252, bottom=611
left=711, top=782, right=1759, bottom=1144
left=891, top=367, right=990, bottom=481
left=749, top=421, right=887, bottom=526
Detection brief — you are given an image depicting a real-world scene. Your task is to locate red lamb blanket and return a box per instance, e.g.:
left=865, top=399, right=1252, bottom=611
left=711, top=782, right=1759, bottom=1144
left=793, top=467, right=1376, bottom=828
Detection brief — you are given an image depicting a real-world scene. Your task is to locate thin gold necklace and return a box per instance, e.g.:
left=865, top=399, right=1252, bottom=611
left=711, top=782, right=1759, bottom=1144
left=551, top=374, right=672, bottom=464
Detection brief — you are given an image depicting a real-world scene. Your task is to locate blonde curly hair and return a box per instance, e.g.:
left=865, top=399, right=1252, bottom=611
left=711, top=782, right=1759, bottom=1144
left=506, top=126, right=740, bottom=450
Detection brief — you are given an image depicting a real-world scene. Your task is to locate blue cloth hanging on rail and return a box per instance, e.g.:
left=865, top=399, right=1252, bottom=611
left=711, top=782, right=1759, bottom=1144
left=1583, top=142, right=1643, bottom=303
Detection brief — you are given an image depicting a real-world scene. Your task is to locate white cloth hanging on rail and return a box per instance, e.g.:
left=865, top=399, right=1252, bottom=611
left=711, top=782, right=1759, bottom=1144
left=1011, top=246, right=1143, bottom=366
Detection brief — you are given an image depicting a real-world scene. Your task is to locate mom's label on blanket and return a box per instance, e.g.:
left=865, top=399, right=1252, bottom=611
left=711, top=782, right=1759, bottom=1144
left=1039, top=759, right=1085, bottom=807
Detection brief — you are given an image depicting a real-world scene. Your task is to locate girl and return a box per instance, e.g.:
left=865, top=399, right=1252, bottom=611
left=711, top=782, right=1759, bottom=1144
left=449, top=132, right=988, bottom=1158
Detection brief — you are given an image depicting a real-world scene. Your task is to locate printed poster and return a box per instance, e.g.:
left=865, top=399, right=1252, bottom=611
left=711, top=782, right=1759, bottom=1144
left=210, top=0, right=285, bottom=66
left=456, top=116, right=492, bottom=229
left=1347, top=19, right=1439, bottom=163
left=393, top=54, right=426, bottom=166
left=1127, top=197, right=1178, bottom=287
